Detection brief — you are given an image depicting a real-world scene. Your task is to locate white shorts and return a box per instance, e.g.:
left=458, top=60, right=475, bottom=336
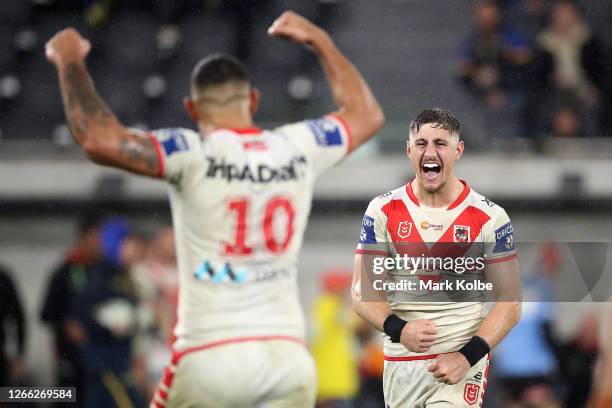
left=383, top=353, right=489, bottom=408
left=150, top=336, right=317, bottom=408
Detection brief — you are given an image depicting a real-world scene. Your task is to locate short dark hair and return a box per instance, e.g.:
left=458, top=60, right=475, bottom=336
left=77, top=212, right=102, bottom=236
left=191, top=53, right=249, bottom=91
left=409, top=108, right=461, bottom=138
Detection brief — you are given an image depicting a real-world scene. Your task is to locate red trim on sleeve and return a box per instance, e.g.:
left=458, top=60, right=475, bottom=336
left=484, top=253, right=517, bottom=264
left=355, top=249, right=390, bottom=256
left=328, top=113, right=353, bottom=154
left=148, top=133, right=165, bottom=178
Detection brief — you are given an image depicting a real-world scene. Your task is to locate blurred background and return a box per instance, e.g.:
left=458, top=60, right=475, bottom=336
left=0, top=0, right=611, bottom=407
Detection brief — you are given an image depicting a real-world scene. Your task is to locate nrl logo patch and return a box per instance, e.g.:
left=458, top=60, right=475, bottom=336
left=397, top=221, right=412, bottom=239
left=463, top=383, right=480, bottom=405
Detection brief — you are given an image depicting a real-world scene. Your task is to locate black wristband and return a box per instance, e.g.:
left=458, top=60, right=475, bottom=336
left=383, top=314, right=407, bottom=343
left=458, top=336, right=490, bottom=366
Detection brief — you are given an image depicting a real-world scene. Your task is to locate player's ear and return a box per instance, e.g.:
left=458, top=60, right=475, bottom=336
left=249, top=88, right=260, bottom=116
left=455, top=139, right=464, bottom=160
left=406, top=139, right=412, bottom=158
left=184, top=97, right=199, bottom=122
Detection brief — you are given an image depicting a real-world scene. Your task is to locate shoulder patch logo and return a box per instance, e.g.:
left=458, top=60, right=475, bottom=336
left=360, top=215, right=376, bottom=243
left=160, top=129, right=188, bottom=156
left=307, top=118, right=342, bottom=147
left=397, top=221, right=412, bottom=239
left=494, top=222, right=515, bottom=253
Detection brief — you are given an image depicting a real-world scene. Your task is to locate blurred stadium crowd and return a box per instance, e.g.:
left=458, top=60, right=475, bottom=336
left=0, top=216, right=609, bottom=408
left=1, top=0, right=612, bottom=149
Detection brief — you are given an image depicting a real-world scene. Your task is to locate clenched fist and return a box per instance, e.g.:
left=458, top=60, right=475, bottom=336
left=428, top=352, right=470, bottom=385
left=400, top=319, right=437, bottom=353
left=267, top=10, right=325, bottom=46
left=45, top=28, right=91, bottom=67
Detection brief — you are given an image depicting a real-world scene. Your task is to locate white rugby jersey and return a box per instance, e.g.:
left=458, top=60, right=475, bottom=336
left=356, top=181, right=517, bottom=358
left=149, top=115, right=351, bottom=349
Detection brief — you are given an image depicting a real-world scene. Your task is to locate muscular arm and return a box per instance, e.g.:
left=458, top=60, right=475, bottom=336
left=351, top=253, right=391, bottom=332
left=309, top=32, right=385, bottom=151
left=268, top=11, right=384, bottom=151
left=477, top=258, right=522, bottom=348
left=352, top=253, right=438, bottom=353
left=48, top=29, right=161, bottom=177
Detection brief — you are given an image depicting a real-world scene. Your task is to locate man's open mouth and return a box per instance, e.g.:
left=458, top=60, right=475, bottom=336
left=421, top=162, right=442, bottom=181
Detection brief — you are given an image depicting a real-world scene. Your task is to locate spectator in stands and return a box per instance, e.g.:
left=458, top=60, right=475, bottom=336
left=506, top=0, right=550, bottom=44
left=549, top=104, right=582, bottom=138
left=311, top=269, right=358, bottom=408
left=71, top=218, right=144, bottom=408
left=457, top=0, right=531, bottom=112
left=0, top=264, right=26, bottom=387
left=131, top=225, right=178, bottom=399
left=354, top=322, right=385, bottom=408
left=533, top=0, right=612, bottom=136
left=40, top=213, right=102, bottom=406
left=494, top=243, right=562, bottom=407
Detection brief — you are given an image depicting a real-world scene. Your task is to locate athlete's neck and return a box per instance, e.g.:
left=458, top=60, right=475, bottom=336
left=412, top=177, right=465, bottom=208
left=198, top=113, right=254, bottom=135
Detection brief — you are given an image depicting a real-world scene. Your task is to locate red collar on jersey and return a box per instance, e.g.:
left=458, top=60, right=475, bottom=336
left=406, top=179, right=470, bottom=210
left=222, top=127, right=262, bottom=135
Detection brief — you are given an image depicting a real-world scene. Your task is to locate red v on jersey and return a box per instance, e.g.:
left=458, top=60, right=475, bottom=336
left=383, top=193, right=490, bottom=259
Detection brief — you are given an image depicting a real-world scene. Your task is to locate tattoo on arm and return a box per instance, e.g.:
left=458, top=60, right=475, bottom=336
left=58, top=62, right=159, bottom=175
left=60, top=62, right=113, bottom=139
left=119, top=133, right=159, bottom=172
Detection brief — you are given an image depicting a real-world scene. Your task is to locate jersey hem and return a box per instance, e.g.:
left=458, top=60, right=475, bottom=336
left=171, top=335, right=306, bottom=365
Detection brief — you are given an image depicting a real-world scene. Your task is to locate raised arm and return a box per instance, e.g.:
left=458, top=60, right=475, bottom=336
left=268, top=11, right=384, bottom=152
left=46, top=28, right=161, bottom=177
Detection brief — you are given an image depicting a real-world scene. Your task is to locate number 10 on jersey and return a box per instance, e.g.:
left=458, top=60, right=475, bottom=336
left=224, top=197, right=295, bottom=256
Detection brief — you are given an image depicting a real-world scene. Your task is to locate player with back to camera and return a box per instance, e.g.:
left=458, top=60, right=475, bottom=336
left=45, top=10, right=384, bottom=408
left=352, top=108, right=522, bottom=407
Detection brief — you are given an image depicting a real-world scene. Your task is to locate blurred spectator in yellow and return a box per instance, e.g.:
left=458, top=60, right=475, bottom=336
left=311, top=269, right=358, bottom=408
left=40, top=213, right=102, bottom=407
left=0, top=264, right=26, bottom=387
left=131, top=226, right=178, bottom=399
left=589, top=304, right=612, bottom=408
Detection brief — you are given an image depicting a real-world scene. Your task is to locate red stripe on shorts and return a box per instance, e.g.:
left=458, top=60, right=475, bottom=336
left=172, top=335, right=305, bottom=365
left=384, top=353, right=447, bottom=361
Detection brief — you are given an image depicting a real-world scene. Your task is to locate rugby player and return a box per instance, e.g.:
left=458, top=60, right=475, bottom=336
left=352, top=108, right=521, bottom=407
left=46, top=11, right=384, bottom=408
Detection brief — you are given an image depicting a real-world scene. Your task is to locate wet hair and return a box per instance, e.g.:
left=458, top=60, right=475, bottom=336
left=409, top=108, right=461, bottom=139
left=191, top=53, right=249, bottom=91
